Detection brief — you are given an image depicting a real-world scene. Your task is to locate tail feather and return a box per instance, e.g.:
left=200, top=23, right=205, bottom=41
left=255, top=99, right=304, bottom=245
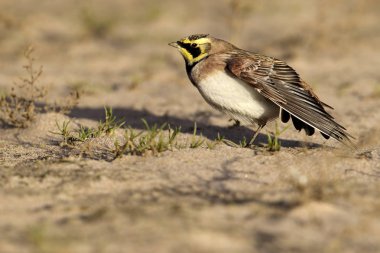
left=281, top=108, right=355, bottom=148
left=280, top=109, right=290, bottom=123
left=291, top=115, right=315, bottom=136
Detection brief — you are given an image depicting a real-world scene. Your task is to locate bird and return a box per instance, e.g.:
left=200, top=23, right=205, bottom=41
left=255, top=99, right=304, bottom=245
left=169, top=34, right=354, bottom=147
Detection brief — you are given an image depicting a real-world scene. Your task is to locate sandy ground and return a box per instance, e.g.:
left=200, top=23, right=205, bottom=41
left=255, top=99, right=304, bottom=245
left=1, top=0, right=380, bottom=252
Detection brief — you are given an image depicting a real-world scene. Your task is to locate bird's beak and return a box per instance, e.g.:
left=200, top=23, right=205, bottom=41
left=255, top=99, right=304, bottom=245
left=168, top=41, right=179, bottom=48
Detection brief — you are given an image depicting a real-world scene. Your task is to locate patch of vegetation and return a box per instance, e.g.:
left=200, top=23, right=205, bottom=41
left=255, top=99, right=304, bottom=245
left=266, top=121, right=289, bottom=152
left=215, top=133, right=251, bottom=149
left=51, top=109, right=293, bottom=160
left=51, top=107, right=260, bottom=160
left=0, top=46, right=80, bottom=128
left=51, top=107, right=184, bottom=159
left=52, top=120, right=74, bottom=146
left=50, top=107, right=125, bottom=145
left=189, top=122, right=204, bottom=149
left=113, top=120, right=181, bottom=158
left=0, top=46, right=46, bottom=128
left=98, top=107, right=125, bottom=135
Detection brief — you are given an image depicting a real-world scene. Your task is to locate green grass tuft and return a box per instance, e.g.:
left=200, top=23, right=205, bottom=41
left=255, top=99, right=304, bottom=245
left=97, top=107, right=125, bottom=136
left=113, top=120, right=181, bottom=158
left=266, top=121, right=289, bottom=152
left=189, top=122, right=204, bottom=148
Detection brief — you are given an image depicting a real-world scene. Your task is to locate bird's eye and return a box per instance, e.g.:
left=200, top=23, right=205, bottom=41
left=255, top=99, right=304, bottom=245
left=191, top=43, right=197, bottom=48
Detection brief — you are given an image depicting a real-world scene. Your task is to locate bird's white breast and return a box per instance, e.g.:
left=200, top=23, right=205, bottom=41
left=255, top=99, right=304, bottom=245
left=197, top=71, right=278, bottom=124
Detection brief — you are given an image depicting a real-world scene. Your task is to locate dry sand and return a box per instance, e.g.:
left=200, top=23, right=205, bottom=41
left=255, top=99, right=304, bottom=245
left=1, top=0, right=380, bottom=252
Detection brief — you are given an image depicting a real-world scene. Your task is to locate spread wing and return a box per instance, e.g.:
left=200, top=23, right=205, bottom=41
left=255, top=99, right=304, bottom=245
left=227, top=53, right=354, bottom=146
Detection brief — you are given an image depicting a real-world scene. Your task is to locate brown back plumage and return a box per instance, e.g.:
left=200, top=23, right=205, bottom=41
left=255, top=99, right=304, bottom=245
left=226, top=51, right=354, bottom=146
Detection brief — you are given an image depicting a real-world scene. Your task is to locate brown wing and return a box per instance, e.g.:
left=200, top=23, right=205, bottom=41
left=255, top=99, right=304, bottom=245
left=227, top=53, right=354, bottom=145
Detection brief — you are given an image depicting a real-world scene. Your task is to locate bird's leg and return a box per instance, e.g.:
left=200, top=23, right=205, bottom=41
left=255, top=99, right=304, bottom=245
left=249, top=124, right=264, bottom=146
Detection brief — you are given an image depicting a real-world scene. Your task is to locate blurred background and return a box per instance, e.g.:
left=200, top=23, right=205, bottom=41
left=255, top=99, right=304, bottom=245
left=1, top=0, right=379, bottom=105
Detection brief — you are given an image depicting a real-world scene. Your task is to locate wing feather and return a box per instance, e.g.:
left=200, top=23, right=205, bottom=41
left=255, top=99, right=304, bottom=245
left=227, top=53, right=354, bottom=145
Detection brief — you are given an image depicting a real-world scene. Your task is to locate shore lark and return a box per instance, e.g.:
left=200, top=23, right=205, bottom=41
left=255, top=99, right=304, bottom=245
left=169, top=34, right=354, bottom=147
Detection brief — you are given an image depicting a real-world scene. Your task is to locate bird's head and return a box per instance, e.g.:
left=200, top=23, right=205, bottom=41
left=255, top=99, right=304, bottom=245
left=169, top=34, right=212, bottom=66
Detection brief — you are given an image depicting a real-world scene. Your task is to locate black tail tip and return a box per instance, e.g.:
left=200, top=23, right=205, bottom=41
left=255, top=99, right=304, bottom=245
left=321, top=132, right=330, bottom=139
left=291, top=115, right=314, bottom=136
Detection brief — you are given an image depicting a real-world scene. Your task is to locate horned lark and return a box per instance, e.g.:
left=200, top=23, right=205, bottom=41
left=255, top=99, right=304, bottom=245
left=169, top=34, right=354, bottom=146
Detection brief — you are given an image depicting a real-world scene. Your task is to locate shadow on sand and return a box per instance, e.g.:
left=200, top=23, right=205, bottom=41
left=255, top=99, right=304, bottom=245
left=69, top=106, right=321, bottom=149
